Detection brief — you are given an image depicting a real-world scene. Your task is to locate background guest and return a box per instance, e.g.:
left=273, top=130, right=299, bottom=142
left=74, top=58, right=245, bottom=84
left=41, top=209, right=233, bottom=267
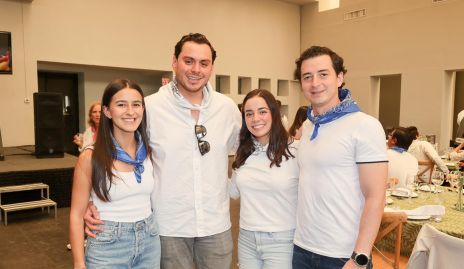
left=288, top=105, right=308, bottom=140
left=73, top=102, right=101, bottom=152
left=407, top=126, right=448, bottom=181
left=387, top=127, right=418, bottom=186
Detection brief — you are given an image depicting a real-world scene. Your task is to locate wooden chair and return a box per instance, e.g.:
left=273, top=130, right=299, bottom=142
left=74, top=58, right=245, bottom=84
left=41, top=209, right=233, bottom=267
left=417, top=160, right=435, bottom=184
left=374, top=211, right=408, bottom=269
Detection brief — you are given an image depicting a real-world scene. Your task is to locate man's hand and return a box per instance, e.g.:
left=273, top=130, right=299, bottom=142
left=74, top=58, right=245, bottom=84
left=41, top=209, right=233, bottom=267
left=343, top=258, right=363, bottom=269
left=83, top=202, right=103, bottom=238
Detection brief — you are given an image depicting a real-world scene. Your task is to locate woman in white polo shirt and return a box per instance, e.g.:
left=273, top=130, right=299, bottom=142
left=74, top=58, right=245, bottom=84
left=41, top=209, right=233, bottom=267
left=230, top=89, right=299, bottom=269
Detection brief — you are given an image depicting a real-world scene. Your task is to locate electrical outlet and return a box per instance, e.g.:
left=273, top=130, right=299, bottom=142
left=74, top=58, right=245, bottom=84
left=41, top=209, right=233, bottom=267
left=24, top=97, right=31, bottom=104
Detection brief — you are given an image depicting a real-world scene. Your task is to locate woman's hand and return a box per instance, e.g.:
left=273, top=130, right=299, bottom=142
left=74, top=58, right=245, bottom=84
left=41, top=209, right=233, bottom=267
left=73, top=134, right=83, bottom=148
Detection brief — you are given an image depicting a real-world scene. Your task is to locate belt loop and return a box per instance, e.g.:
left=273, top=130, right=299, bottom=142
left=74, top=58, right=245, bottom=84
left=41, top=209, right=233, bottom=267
left=117, top=222, right=122, bottom=238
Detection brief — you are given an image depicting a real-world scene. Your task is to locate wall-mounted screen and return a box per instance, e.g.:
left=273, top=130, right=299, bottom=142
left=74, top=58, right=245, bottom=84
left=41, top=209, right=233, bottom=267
left=0, top=31, right=12, bottom=74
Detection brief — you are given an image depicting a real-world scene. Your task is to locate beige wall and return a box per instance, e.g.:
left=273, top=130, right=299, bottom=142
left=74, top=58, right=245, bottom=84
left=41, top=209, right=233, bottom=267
left=0, top=0, right=301, bottom=146
left=301, top=0, right=464, bottom=150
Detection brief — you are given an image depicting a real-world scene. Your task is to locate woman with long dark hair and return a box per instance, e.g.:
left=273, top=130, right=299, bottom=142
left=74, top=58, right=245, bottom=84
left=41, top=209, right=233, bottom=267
left=69, top=79, right=160, bottom=269
left=231, top=89, right=299, bottom=269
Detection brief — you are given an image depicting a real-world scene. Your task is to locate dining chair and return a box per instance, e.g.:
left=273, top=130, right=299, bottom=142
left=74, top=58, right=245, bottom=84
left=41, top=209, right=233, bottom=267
left=417, top=160, right=435, bottom=184
left=407, top=224, right=464, bottom=269
left=374, top=211, right=408, bottom=269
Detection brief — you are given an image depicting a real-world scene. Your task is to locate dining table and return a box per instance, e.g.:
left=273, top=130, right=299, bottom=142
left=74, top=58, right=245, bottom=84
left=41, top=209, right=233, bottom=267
left=376, top=184, right=464, bottom=256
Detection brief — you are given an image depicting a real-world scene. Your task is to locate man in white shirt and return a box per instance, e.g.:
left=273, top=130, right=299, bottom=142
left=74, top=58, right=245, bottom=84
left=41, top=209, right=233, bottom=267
left=407, top=126, right=448, bottom=181
left=387, top=127, right=419, bottom=187
left=85, top=33, right=241, bottom=269
left=292, top=46, right=387, bottom=269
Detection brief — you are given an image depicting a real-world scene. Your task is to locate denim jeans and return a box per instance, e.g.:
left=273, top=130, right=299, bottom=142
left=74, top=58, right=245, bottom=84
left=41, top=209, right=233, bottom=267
left=85, top=213, right=161, bottom=269
left=160, top=229, right=233, bottom=269
left=292, top=245, right=373, bottom=269
left=238, top=228, right=294, bottom=269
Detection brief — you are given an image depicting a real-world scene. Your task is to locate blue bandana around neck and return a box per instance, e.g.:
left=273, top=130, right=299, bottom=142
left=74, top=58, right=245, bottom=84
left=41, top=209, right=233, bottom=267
left=111, top=131, right=147, bottom=183
left=306, top=88, right=361, bottom=141
left=391, top=146, right=406, bottom=154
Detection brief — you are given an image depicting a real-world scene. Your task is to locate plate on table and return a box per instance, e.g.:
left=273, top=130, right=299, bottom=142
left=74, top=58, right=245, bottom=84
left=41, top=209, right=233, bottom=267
left=408, top=215, right=431, bottom=220
left=419, top=185, right=443, bottom=193
left=385, top=197, right=393, bottom=205
left=391, top=190, right=418, bottom=198
left=445, top=162, right=459, bottom=169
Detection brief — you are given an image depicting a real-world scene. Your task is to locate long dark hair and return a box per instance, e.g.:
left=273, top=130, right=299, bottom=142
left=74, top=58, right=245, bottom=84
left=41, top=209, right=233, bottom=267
left=232, top=89, right=294, bottom=169
left=288, top=105, right=308, bottom=137
left=91, top=79, right=152, bottom=202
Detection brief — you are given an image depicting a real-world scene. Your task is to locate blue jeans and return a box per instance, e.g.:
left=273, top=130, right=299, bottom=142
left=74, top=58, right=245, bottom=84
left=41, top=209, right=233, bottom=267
left=292, top=245, right=373, bottom=269
left=85, top=213, right=161, bottom=269
left=160, top=229, right=233, bottom=269
left=238, top=228, right=294, bottom=269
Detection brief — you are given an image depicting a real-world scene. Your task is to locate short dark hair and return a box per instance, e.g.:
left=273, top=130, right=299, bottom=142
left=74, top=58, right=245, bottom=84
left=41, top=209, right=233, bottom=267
left=294, top=46, right=347, bottom=81
left=391, top=127, right=413, bottom=150
left=174, top=33, right=217, bottom=63
left=406, top=126, right=419, bottom=140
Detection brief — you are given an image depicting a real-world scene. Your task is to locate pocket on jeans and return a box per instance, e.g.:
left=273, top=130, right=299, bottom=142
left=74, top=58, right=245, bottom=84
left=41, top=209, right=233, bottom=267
left=87, top=230, right=116, bottom=246
left=272, top=230, right=295, bottom=244
left=148, top=218, right=159, bottom=237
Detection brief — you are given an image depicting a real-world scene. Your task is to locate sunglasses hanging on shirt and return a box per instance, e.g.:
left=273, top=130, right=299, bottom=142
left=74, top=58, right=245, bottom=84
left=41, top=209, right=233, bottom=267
left=195, top=125, right=210, bottom=156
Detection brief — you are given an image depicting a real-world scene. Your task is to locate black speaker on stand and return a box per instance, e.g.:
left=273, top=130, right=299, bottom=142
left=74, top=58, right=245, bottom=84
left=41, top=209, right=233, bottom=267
left=33, top=92, right=64, bottom=158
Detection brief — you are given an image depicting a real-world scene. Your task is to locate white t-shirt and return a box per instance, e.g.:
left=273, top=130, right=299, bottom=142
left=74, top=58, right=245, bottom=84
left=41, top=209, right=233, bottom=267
left=387, top=149, right=419, bottom=187
left=294, top=112, right=387, bottom=258
left=145, top=83, right=241, bottom=237
left=230, top=142, right=299, bottom=232
left=91, top=158, right=154, bottom=222
left=408, top=140, right=448, bottom=180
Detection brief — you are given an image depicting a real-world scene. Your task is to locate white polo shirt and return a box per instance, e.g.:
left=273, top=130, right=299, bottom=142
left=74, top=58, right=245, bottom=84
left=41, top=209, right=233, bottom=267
left=145, top=83, right=241, bottom=237
left=295, top=112, right=387, bottom=258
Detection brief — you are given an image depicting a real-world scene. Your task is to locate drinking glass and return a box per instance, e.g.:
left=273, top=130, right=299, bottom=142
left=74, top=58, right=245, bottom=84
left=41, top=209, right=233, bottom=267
left=405, top=174, right=417, bottom=205
left=448, top=171, right=460, bottom=189
left=431, top=171, right=444, bottom=222
left=431, top=171, right=444, bottom=194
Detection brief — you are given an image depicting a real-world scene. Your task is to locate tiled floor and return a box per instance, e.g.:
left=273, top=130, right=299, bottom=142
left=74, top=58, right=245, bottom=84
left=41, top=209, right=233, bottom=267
left=0, top=207, right=72, bottom=269
left=0, top=200, right=408, bottom=269
left=0, top=200, right=240, bottom=269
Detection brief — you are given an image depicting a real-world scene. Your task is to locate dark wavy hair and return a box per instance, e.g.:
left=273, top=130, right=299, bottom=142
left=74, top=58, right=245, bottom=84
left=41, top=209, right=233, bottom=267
left=91, top=79, right=152, bottom=202
left=294, top=46, right=347, bottom=81
left=174, top=33, right=217, bottom=63
left=232, top=89, right=294, bottom=169
left=288, top=105, right=308, bottom=137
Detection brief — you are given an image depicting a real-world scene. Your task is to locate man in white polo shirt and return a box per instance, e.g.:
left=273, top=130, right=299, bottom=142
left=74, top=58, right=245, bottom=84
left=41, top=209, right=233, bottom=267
left=292, top=46, right=388, bottom=269
left=85, top=33, right=241, bottom=269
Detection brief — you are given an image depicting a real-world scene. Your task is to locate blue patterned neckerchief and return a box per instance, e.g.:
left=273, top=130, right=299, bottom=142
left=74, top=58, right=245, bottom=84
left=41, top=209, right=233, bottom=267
left=391, top=146, right=406, bottom=154
left=111, top=131, right=147, bottom=183
left=251, top=137, right=268, bottom=155
left=306, top=88, right=361, bottom=141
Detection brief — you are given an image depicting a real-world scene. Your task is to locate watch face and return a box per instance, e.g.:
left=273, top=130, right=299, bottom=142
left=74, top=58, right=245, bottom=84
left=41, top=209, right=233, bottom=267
left=355, top=254, right=369, bottom=266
